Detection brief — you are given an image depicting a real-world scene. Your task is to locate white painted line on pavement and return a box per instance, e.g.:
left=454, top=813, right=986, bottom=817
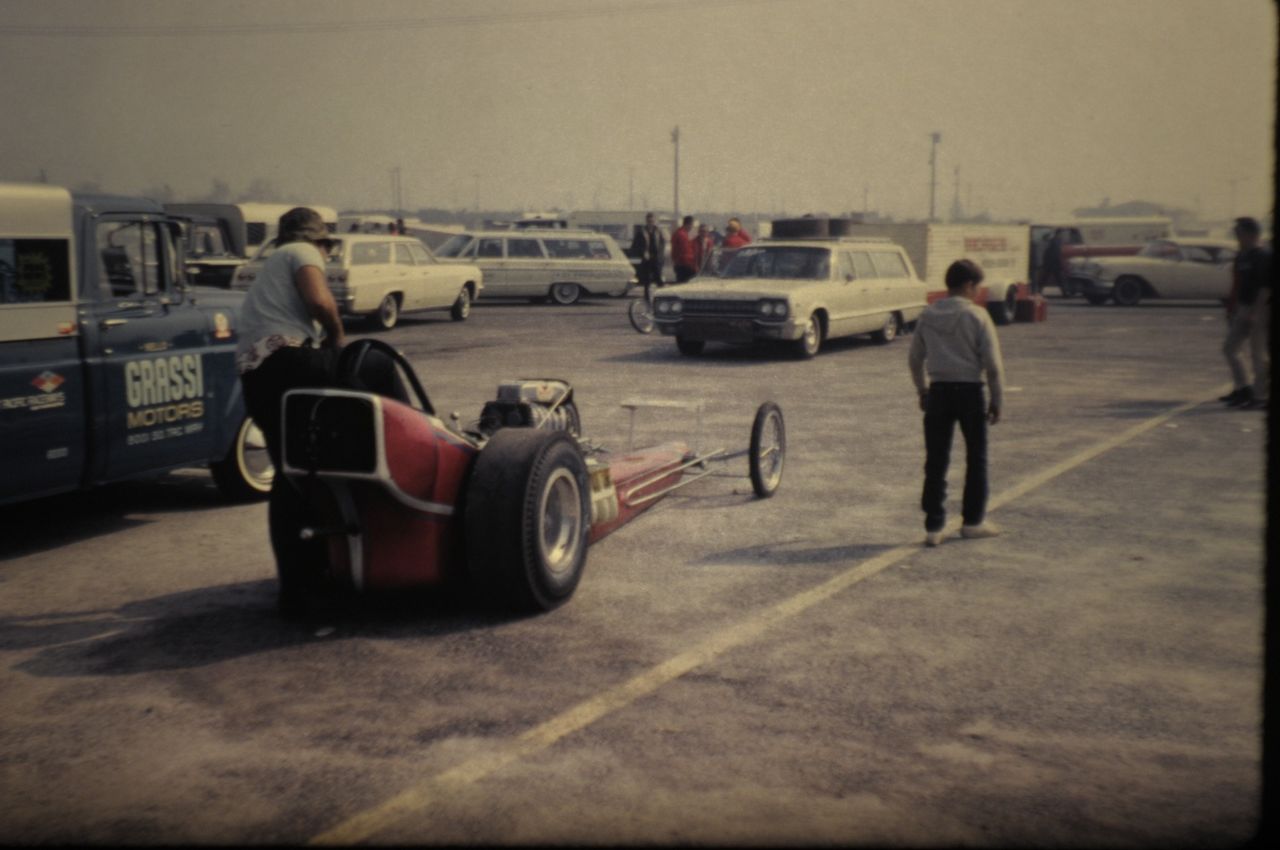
left=308, top=388, right=1223, bottom=846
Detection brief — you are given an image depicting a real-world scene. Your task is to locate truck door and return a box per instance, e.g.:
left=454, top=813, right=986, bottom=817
left=0, top=236, right=86, bottom=504
left=83, top=216, right=218, bottom=482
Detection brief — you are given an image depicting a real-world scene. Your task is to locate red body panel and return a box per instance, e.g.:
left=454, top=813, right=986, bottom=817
left=587, top=442, right=689, bottom=543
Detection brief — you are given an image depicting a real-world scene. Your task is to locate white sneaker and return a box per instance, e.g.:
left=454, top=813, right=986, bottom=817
left=924, top=530, right=945, bottom=547
left=960, top=522, right=1001, bottom=539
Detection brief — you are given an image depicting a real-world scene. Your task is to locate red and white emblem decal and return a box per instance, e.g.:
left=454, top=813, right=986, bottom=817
left=31, top=371, right=65, bottom=393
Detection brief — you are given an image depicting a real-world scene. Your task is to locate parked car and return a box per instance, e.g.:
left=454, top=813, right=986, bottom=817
left=1, top=182, right=272, bottom=506
left=652, top=237, right=927, bottom=358
left=433, top=228, right=635, bottom=304
left=1067, top=238, right=1236, bottom=306
left=232, top=234, right=482, bottom=329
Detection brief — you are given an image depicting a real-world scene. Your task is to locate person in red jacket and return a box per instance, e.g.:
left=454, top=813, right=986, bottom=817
left=719, top=217, right=752, bottom=272
left=671, top=216, right=697, bottom=282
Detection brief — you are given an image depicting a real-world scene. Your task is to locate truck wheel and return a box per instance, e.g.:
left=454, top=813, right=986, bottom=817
left=748, top=402, right=786, bottom=498
left=451, top=286, right=471, bottom=321
left=549, top=283, right=582, bottom=305
left=375, top=293, right=400, bottom=329
left=1113, top=276, right=1144, bottom=306
left=464, top=429, right=591, bottom=612
left=792, top=313, right=822, bottom=358
left=676, top=337, right=705, bottom=356
left=210, top=415, right=274, bottom=501
left=871, top=312, right=899, bottom=344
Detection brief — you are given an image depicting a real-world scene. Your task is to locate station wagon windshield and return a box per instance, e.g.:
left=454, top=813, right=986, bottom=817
left=720, top=246, right=831, bottom=280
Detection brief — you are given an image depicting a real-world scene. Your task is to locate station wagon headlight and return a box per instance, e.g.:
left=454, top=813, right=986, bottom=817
left=758, top=299, right=788, bottom=319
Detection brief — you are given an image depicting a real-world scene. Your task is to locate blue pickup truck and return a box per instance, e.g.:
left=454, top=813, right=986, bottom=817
left=1, top=183, right=272, bottom=506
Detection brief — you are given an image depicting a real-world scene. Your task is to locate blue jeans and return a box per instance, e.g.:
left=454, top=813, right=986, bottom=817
left=921, top=382, right=988, bottom=532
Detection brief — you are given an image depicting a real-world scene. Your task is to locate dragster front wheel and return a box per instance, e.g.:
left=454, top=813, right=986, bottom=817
left=748, top=402, right=785, bottom=498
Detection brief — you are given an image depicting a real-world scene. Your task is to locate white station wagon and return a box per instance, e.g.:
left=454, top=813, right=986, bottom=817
left=653, top=238, right=927, bottom=358
left=233, top=234, right=483, bottom=329
left=434, top=228, right=636, bottom=304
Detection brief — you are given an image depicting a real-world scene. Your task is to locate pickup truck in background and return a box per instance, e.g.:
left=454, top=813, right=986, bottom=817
left=1, top=183, right=272, bottom=507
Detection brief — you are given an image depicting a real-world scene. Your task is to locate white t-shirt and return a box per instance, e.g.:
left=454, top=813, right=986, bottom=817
left=236, top=241, right=328, bottom=362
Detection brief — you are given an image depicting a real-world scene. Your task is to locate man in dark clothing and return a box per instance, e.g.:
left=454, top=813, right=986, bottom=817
left=629, top=212, right=665, bottom=301
left=1220, top=216, right=1271, bottom=410
left=671, top=215, right=697, bottom=283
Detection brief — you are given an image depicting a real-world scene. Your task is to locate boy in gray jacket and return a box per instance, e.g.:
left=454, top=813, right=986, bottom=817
left=907, top=259, right=1005, bottom=546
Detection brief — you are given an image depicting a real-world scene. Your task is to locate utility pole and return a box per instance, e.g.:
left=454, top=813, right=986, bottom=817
left=671, top=125, right=680, bottom=224
left=950, top=165, right=962, bottom=221
left=928, top=132, right=941, bottom=222
left=629, top=167, right=634, bottom=211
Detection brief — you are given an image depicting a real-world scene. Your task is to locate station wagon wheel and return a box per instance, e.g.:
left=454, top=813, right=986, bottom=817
left=748, top=402, right=786, bottom=498
left=549, top=283, right=582, bottom=305
left=376, top=293, right=400, bottom=329
left=872, top=312, right=899, bottom=344
left=451, top=286, right=471, bottom=321
left=210, top=415, right=274, bottom=501
left=1113, top=276, right=1144, bottom=307
left=676, top=337, right=705, bottom=356
left=793, top=313, right=821, bottom=358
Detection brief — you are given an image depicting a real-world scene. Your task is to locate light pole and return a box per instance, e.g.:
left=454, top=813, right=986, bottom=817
left=928, top=132, right=941, bottom=222
left=671, top=125, right=680, bottom=224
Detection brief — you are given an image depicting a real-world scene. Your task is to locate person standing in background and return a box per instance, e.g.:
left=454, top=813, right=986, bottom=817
left=693, top=223, right=715, bottom=275
left=629, top=212, right=665, bottom=301
left=671, top=215, right=697, bottom=283
left=1220, top=216, right=1271, bottom=410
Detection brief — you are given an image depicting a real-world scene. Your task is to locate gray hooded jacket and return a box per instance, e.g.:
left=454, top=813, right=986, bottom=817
left=907, top=296, right=1005, bottom=410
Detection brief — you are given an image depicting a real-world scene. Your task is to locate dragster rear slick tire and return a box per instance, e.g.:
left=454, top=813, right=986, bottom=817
left=464, top=429, right=591, bottom=613
left=748, top=402, right=786, bottom=498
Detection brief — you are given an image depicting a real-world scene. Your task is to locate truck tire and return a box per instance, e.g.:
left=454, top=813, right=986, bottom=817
left=210, top=415, right=274, bottom=501
left=748, top=402, right=786, bottom=498
left=464, top=429, right=591, bottom=613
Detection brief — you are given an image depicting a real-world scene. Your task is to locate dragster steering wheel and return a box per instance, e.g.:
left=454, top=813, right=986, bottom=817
left=336, top=338, right=435, bottom=415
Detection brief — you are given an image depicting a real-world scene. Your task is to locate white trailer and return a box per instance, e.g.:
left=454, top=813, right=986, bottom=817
left=841, top=222, right=1031, bottom=323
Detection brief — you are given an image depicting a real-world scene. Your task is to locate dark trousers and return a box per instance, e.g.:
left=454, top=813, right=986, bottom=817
left=921, top=382, right=988, bottom=532
left=240, top=346, right=340, bottom=608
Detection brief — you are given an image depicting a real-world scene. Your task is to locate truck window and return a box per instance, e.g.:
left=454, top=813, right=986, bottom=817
left=97, top=221, right=164, bottom=298
left=0, top=239, right=72, bottom=304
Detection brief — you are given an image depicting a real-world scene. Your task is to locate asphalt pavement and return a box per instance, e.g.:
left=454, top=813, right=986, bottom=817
left=0, top=295, right=1265, bottom=845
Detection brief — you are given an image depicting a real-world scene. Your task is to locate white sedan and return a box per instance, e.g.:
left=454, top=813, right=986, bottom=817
left=1068, top=238, right=1236, bottom=306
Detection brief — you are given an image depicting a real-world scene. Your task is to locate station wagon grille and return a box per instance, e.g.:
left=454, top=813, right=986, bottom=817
left=680, top=299, right=758, bottom=317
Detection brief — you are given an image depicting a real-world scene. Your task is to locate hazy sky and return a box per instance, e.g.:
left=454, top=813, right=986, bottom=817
left=0, top=0, right=1274, bottom=222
